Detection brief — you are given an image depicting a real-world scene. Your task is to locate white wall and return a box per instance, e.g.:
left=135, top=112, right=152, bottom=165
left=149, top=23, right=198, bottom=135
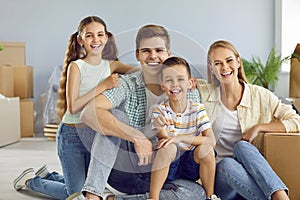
left=275, top=0, right=300, bottom=97
left=0, top=0, right=276, bottom=101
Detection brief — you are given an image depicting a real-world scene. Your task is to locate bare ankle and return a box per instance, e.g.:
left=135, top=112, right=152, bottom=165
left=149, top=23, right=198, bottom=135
left=86, top=192, right=101, bottom=200
left=272, top=190, right=289, bottom=200
left=106, top=196, right=114, bottom=200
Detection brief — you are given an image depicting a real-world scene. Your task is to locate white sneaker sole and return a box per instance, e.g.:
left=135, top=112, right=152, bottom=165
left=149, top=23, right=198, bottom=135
left=13, top=168, right=34, bottom=190
left=35, top=164, right=48, bottom=177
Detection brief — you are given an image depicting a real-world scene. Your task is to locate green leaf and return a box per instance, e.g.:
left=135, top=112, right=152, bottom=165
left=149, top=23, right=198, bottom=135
left=242, top=48, right=291, bottom=90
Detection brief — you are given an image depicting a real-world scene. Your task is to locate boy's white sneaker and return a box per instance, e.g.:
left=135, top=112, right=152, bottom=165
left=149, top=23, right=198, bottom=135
left=103, top=188, right=114, bottom=200
left=66, top=192, right=85, bottom=200
left=35, top=164, right=49, bottom=178
left=207, top=194, right=221, bottom=200
left=13, top=168, right=35, bottom=190
left=66, top=189, right=114, bottom=200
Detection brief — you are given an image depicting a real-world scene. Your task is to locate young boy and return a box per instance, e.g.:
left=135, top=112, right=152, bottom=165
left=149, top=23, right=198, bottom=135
left=149, top=57, right=220, bottom=200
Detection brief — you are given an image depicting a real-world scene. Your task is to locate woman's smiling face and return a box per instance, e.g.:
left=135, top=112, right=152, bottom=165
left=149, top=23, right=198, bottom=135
left=209, top=47, right=241, bottom=85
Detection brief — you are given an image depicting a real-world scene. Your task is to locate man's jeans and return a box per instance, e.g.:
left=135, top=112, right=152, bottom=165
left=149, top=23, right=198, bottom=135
left=82, top=109, right=206, bottom=199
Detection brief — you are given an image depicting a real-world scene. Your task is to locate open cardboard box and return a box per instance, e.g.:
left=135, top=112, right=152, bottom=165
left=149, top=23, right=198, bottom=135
left=264, top=133, right=300, bottom=199
left=0, top=97, right=20, bottom=147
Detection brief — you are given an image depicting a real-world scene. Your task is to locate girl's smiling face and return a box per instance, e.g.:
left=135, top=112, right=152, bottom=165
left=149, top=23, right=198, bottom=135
left=78, top=21, right=108, bottom=56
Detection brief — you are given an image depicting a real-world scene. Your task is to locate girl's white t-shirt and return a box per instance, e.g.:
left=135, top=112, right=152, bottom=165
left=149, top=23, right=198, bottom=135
left=62, top=59, right=111, bottom=124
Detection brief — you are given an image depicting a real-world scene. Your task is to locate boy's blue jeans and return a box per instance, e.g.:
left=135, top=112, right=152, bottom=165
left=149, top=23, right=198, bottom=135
left=27, top=123, right=95, bottom=200
left=215, top=141, right=288, bottom=200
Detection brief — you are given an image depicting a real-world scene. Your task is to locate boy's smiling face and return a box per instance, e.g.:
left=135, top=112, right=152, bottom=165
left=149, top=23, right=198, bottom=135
left=161, top=64, right=192, bottom=103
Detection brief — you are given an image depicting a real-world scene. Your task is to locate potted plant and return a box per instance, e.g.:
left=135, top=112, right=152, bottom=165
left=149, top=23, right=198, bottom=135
left=242, top=48, right=297, bottom=91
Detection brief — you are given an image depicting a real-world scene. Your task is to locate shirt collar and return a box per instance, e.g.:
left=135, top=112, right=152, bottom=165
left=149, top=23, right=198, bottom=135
left=239, top=82, right=251, bottom=108
left=208, top=82, right=251, bottom=108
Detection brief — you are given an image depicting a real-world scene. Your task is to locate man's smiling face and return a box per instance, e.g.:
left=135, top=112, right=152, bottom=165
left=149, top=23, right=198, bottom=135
left=136, top=37, right=171, bottom=77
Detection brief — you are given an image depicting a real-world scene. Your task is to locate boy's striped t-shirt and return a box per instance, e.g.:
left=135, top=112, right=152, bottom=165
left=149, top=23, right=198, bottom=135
left=151, top=99, right=211, bottom=150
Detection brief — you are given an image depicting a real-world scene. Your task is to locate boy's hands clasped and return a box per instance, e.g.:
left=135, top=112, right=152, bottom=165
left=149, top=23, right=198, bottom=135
left=152, top=114, right=169, bottom=130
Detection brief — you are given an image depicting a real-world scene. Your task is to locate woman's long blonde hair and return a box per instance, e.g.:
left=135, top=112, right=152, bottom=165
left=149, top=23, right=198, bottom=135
left=56, top=16, right=118, bottom=122
left=207, top=40, right=248, bottom=86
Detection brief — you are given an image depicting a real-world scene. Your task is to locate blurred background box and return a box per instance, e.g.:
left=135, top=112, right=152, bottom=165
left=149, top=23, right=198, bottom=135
left=13, top=66, right=33, bottom=99
left=289, top=43, right=300, bottom=98
left=0, top=42, right=25, bottom=65
left=264, top=133, right=300, bottom=200
left=20, top=99, right=34, bottom=137
left=0, top=66, right=14, bottom=97
left=0, top=97, right=20, bottom=147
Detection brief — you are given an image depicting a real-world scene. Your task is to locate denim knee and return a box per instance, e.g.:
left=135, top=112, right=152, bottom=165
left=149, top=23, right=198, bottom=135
left=216, top=158, right=238, bottom=181
left=233, top=141, right=259, bottom=159
left=233, top=141, right=248, bottom=152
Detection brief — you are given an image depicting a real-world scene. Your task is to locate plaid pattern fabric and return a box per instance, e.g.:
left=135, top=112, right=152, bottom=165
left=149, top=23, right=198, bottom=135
left=103, top=71, right=201, bottom=129
left=104, top=71, right=147, bottom=128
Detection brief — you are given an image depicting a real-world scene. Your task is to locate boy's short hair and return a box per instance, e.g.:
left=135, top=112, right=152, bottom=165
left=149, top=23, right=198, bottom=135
left=135, top=24, right=170, bottom=50
left=161, top=56, right=192, bottom=79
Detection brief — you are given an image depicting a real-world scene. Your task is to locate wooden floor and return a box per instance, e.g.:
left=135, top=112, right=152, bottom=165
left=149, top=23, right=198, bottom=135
left=0, top=137, right=61, bottom=200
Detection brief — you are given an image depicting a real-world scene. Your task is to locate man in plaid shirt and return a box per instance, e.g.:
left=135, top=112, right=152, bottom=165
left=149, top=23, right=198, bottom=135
left=78, top=24, right=206, bottom=200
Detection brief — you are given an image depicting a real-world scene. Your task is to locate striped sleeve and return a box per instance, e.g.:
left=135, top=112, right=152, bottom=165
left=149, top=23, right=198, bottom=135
left=196, top=103, right=211, bottom=134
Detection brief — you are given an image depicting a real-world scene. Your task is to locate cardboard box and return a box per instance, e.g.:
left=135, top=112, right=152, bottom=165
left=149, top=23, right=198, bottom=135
left=293, top=98, right=300, bottom=113
left=264, top=133, right=300, bottom=199
left=0, top=97, right=20, bottom=147
left=0, top=66, right=14, bottom=97
left=0, top=42, right=25, bottom=65
left=13, top=66, right=33, bottom=99
left=20, top=99, right=34, bottom=137
left=289, top=43, right=300, bottom=98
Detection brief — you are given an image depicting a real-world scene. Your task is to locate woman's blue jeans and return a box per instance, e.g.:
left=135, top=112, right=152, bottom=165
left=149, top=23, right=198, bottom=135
left=27, top=123, right=95, bottom=200
left=215, top=141, right=288, bottom=200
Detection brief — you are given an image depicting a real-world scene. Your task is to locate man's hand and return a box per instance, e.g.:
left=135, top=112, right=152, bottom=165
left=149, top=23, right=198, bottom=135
left=133, top=137, right=153, bottom=166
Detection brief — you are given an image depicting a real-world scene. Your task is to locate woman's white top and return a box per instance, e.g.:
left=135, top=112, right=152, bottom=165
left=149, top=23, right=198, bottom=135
left=213, top=103, right=242, bottom=163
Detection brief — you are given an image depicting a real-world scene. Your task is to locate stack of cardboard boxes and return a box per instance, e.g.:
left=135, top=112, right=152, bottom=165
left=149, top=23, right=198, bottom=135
left=264, top=44, right=300, bottom=199
left=0, top=41, right=34, bottom=147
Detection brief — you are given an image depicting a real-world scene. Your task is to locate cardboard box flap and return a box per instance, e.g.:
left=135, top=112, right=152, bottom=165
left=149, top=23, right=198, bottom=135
left=293, top=43, right=300, bottom=56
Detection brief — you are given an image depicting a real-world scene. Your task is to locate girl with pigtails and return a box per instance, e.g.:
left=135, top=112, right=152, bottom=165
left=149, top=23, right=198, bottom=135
left=13, top=16, right=136, bottom=200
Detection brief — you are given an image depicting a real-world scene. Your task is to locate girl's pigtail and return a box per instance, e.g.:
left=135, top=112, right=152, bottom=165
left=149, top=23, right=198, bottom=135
left=102, top=31, right=119, bottom=61
left=56, top=32, right=82, bottom=122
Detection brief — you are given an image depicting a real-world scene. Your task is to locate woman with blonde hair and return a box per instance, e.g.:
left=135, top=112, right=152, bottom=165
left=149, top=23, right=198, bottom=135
left=197, top=40, right=300, bottom=199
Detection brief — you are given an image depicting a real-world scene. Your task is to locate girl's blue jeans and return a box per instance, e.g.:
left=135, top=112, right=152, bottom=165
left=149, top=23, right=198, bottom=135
left=215, top=141, right=288, bottom=200
left=27, top=123, right=95, bottom=200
